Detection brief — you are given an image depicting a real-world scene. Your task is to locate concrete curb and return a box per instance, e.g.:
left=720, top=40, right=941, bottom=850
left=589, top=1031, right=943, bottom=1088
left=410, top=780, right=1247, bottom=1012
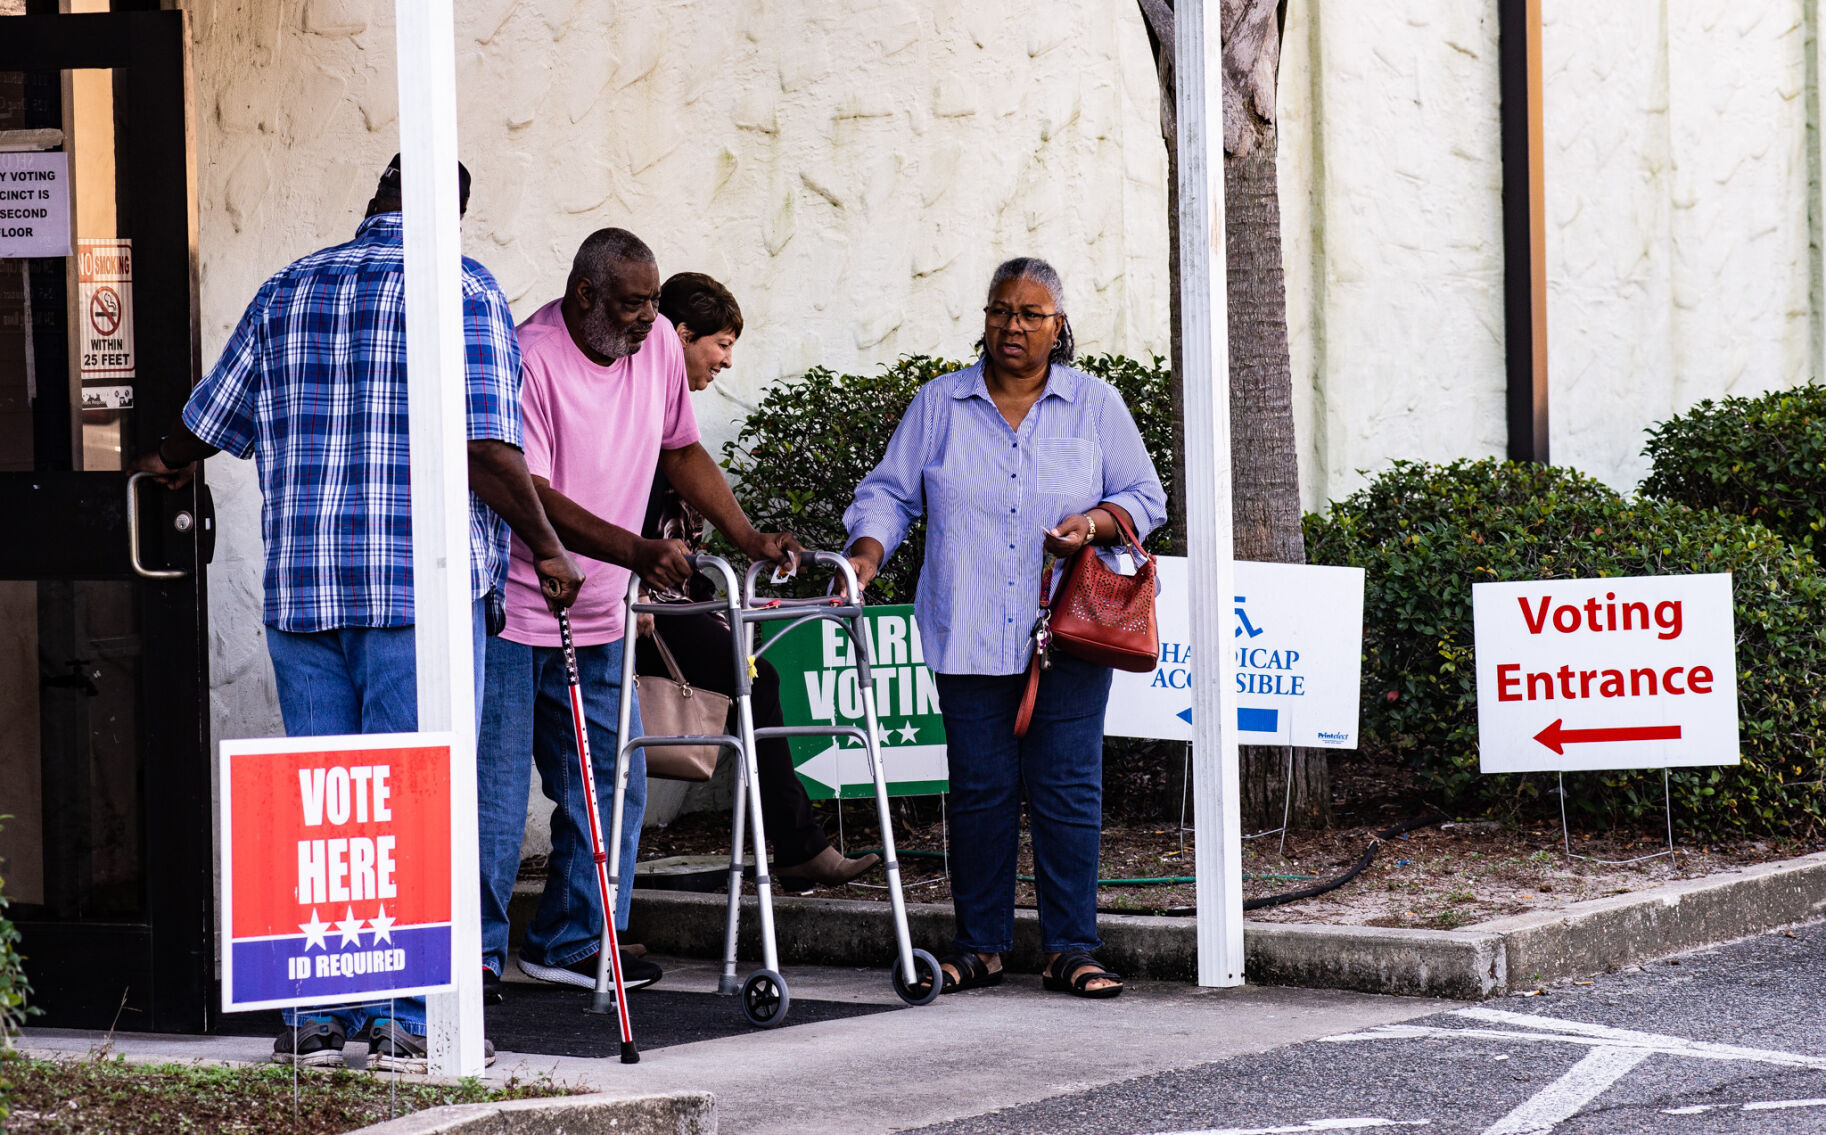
left=1481, top=849, right=1826, bottom=987
left=1242, top=922, right=1507, bottom=999
left=346, top=1090, right=714, bottom=1134
left=590, top=850, right=1826, bottom=999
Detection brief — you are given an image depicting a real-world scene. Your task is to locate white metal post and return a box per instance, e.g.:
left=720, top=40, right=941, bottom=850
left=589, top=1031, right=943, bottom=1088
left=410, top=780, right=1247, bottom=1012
left=395, top=0, right=485, bottom=1075
left=1175, top=0, right=1244, bottom=986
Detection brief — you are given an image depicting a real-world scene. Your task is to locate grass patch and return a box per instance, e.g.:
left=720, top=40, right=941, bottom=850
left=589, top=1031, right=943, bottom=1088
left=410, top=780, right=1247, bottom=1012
left=1, top=1051, right=569, bottom=1134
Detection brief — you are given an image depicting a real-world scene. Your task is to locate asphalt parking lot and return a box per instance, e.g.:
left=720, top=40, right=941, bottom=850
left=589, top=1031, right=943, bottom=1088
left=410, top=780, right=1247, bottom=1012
left=908, top=922, right=1826, bottom=1134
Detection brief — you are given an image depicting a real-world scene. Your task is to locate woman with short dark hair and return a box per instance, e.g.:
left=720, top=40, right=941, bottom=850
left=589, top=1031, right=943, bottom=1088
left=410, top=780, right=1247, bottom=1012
left=636, top=273, right=878, bottom=886
left=844, top=257, right=1166, bottom=998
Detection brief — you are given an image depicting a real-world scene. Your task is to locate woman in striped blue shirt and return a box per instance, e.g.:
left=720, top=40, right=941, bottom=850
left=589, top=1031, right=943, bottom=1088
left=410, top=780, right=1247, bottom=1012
left=844, top=258, right=1166, bottom=998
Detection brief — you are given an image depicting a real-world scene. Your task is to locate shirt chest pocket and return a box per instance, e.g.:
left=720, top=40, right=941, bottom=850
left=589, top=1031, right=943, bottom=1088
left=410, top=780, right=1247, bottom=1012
left=1031, top=436, right=1098, bottom=499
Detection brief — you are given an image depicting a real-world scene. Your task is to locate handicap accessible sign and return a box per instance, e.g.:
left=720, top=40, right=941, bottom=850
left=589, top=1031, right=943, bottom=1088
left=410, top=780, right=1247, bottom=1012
left=219, top=734, right=455, bottom=1012
left=1105, top=557, right=1365, bottom=747
left=761, top=606, right=949, bottom=800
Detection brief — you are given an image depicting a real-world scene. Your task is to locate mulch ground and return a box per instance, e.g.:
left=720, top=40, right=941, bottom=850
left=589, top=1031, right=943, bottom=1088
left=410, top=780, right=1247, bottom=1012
left=628, top=752, right=1823, bottom=928
left=0, top=1053, right=568, bottom=1135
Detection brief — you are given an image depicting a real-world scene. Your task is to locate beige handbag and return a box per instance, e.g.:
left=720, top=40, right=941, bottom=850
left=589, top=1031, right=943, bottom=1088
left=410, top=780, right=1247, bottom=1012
left=635, top=630, right=731, bottom=782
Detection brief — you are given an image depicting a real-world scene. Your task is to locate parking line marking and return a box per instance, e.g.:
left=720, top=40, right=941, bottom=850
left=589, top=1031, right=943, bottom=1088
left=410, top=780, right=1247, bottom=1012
left=1155, top=1120, right=1430, bottom=1135
left=1481, top=1046, right=1650, bottom=1135
left=1454, top=1009, right=1826, bottom=1068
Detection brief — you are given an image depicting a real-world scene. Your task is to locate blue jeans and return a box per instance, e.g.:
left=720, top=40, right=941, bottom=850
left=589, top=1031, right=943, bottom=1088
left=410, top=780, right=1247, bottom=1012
left=266, top=599, right=487, bottom=1038
left=935, top=652, right=1112, bottom=956
left=477, top=635, right=645, bottom=976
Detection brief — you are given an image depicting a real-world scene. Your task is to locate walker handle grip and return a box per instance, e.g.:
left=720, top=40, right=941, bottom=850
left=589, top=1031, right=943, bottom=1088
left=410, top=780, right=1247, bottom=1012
left=742, top=549, right=862, bottom=607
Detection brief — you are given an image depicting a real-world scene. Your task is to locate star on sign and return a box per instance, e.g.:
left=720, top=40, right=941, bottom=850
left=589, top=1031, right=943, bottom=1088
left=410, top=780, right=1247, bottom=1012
left=368, top=905, right=396, bottom=946
left=896, top=722, right=920, bottom=744
left=335, top=906, right=366, bottom=948
left=299, top=908, right=330, bottom=953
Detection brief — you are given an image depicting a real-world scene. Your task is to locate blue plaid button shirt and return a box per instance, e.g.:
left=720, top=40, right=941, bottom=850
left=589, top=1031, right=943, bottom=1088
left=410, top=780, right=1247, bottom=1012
left=182, top=213, right=521, bottom=633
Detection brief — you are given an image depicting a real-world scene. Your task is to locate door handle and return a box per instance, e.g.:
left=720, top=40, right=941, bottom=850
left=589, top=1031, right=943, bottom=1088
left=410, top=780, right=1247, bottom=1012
left=127, top=471, right=188, bottom=580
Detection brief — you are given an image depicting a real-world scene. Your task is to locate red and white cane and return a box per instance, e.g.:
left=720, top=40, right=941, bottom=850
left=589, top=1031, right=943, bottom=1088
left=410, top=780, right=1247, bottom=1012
left=557, top=607, right=639, bottom=1063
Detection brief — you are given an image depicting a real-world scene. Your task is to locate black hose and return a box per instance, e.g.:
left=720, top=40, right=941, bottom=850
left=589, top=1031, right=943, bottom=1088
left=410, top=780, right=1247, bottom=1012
left=1241, top=812, right=1446, bottom=911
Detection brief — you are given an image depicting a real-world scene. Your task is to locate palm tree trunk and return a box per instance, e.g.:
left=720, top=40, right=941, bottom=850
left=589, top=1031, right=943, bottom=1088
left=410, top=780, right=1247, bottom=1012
left=1139, top=0, right=1329, bottom=829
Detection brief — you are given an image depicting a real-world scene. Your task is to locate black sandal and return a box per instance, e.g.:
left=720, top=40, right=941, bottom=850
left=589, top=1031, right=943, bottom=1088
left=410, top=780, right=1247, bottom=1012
left=1043, top=950, right=1124, bottom=999
left=917, top=951, right=1005, bottom=995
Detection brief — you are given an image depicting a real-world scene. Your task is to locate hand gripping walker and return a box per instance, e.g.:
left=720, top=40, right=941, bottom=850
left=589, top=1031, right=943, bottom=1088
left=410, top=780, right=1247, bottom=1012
left=555, top=607, right=639, bottom=1064
left=606, top=551, right=941, bottom=1031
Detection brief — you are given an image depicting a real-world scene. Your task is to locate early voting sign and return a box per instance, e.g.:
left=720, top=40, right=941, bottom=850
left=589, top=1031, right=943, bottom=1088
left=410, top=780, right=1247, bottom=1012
left=1473, top=574, right=1739, bottom=773
left=220, top=734, right=455, bottom=1012
left=762, top=606, right=947, bottom=799
left=1105, top=557, right=1365, bottom=746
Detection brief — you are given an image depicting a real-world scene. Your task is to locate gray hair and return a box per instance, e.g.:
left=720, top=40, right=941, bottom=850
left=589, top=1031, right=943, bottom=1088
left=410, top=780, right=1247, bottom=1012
left=986, top=256, right=1065, bottom=310
left=984, top=256, right=1075, bottom=364
left=572, top=227, right=655, bottom=287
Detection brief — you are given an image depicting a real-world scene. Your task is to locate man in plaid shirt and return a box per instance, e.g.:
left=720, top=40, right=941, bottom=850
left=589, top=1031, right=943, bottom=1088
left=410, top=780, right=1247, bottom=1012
left=132, top=156, right=582, bottom=1072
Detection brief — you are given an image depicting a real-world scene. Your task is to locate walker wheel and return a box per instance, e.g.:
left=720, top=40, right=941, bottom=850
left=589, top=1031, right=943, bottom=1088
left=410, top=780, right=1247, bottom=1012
left=741, top=969, right=791, bottom=1028
left=892, top=948, right=944, bottom=1006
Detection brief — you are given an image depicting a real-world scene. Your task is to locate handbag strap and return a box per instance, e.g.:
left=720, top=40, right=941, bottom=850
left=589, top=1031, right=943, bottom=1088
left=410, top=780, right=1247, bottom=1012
left=1015, top=555, right=1060, bottom=739
left=1102, top=504, right=1149, bottom=562
left=649, top=629, right=693, bottom=691
left=1015, top=506, right=1145, bottom=739
left=1015, top=658, right=1042, bottom=738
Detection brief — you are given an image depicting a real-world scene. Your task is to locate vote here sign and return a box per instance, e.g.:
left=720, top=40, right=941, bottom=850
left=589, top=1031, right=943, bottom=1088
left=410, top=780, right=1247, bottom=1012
left=1473, top=574, right=1739, bottom=773
left=220, top=734, right=455, bottom=1012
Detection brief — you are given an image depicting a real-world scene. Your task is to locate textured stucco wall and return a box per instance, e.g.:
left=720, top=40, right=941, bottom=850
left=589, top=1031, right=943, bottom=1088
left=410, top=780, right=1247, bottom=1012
left=180, top=2, right=1173, bottom=841
left=1278, top=0, right=1820, bottom=505
left=1277, top=1, right=1510, bottom=510
left=1543, top=1, right=1813, bottom=488
left=185, top=2, right=1825, bottom=778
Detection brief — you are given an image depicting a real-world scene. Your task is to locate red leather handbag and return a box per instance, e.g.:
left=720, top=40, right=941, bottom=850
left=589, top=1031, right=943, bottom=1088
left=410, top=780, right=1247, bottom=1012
left=1014, top=507, right=1158, bottom=738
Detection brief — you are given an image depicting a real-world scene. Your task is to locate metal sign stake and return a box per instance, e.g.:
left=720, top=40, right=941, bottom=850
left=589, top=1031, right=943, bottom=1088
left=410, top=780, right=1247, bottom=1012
left=1557, top=768, right=1676, bottom=866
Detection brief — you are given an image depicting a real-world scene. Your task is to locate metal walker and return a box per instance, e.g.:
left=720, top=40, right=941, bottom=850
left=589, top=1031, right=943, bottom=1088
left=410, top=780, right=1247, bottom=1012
left=591, top=550, right=942, bottom=1029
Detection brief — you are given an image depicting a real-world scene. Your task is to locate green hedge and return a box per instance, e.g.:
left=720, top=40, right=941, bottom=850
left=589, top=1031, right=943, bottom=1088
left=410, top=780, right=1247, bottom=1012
left=1641, top=383, right=1826, bottom=552
left=722, top=353, right=1175, bottom=599
left=1304, top=458, right=1826, bottom=836
left=0, top=820, right=32, bottom=1051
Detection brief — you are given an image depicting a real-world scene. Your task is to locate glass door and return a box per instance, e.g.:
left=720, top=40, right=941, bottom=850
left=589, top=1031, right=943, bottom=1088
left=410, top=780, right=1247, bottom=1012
left=0, top=10, right=213, bottom=1033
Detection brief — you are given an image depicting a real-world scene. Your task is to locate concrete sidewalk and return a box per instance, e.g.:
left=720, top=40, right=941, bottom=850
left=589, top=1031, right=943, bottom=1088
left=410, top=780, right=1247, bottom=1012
left=20, top=956, right=1451, bottom=1133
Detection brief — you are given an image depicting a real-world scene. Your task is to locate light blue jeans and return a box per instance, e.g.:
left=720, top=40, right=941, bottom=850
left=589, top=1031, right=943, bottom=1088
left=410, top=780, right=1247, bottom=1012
left=477, top=635, right=645, bottom=976
left=265, top=598, right=486, bottom=1038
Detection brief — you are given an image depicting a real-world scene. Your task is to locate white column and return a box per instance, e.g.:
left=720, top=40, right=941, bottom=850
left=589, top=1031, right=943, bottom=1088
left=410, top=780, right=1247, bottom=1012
left=394, top=0, right=484, bottom=1076
left=1813, top=0, right=1826, bottom=387
left=1175, top=1, right=1244, bottom=986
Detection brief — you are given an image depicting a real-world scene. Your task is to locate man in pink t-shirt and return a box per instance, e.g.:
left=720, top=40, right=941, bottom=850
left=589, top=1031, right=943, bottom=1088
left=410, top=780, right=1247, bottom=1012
left=477, top=228, right=800, bottom=1000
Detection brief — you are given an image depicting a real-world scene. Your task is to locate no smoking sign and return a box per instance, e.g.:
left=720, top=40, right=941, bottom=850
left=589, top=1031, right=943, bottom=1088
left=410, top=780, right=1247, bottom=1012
left=88, top=285, right=122, bottom=336
left=1473, top=574, right=1739, bottom=772
left=77, top=238, right=134, bottom=383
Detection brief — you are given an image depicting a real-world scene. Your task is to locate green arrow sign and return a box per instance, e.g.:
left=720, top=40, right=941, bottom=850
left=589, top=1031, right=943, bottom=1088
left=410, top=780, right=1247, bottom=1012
left=757, top=605, right=949, bottom=800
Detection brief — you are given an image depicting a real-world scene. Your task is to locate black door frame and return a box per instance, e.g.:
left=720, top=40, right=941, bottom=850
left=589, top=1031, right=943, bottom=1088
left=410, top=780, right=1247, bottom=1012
left=0, top=10, right=213, bottom=1033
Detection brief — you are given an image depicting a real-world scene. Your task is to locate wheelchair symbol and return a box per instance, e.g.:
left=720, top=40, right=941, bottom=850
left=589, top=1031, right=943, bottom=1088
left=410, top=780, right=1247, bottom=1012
left=1234, top=596, right=1265, bottom=639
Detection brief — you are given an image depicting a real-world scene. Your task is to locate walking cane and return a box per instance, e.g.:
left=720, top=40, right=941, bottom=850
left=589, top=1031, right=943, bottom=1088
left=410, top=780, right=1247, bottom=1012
left=557, top=607, right=639, bottom=1063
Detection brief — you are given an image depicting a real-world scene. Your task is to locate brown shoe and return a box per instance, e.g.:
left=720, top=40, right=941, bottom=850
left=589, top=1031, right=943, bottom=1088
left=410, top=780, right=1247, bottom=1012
left=620, top=942, right=648, bottom=958
left=777, top=846, right=881, bottom=886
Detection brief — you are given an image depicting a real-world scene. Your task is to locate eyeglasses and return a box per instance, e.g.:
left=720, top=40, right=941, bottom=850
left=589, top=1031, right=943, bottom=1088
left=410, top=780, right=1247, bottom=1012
left=983, top=305, right=1062, bottom=329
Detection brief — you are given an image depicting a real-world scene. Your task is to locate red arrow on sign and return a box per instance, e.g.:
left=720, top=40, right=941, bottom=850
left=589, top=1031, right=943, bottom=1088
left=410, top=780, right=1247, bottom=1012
left=1533, top=718, right=1683, bottom=755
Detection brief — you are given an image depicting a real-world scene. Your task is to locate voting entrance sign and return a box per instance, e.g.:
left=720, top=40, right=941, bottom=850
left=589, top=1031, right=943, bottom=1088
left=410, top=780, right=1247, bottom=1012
left=761, top=606, right=948, bottom=799
left=1473, top=574, right=1739, bottom=773
left=1105, top=556, right=1365, bottom=747
left=220, top=734, right=456, bottom=1012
